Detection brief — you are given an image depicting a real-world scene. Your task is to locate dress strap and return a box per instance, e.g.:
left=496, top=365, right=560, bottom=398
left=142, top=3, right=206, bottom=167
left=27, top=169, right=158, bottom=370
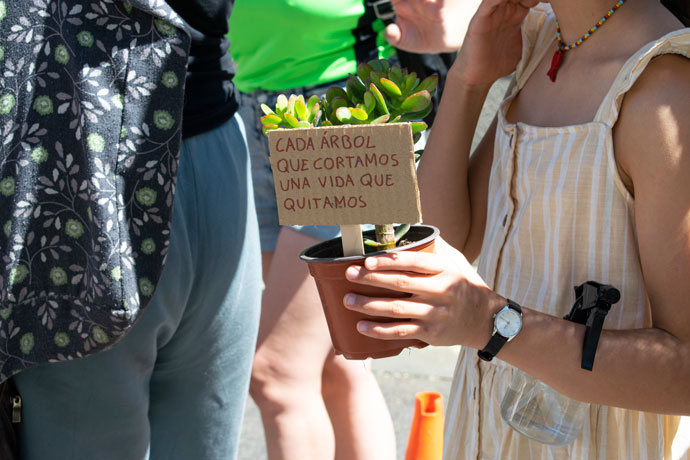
left=594, top=29, right=690, bottom=126
left=510, top=4, right=556, bottom=98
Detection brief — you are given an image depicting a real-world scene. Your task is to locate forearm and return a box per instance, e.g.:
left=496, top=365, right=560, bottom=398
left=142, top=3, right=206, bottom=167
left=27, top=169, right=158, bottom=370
left=344, top=245, right=690, bottom=414
left=418, top=74, right=492, bottom=251
left=489, top=306, right=690, bottom=415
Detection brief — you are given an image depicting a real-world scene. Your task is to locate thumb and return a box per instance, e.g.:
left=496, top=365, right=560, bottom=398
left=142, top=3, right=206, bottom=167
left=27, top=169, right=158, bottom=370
left=384, top=23, right=403, bottom=47
left=385, top=21, right=426, bottom=53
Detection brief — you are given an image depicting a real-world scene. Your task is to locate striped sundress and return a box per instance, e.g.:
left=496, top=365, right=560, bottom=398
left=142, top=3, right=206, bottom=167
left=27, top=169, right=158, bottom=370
left=443, top=5, right=690, bottom=460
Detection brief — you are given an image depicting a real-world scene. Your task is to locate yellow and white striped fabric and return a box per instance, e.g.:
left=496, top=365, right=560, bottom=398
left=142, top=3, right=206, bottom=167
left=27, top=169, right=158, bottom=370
left=443, top=5, right=690, bottom=460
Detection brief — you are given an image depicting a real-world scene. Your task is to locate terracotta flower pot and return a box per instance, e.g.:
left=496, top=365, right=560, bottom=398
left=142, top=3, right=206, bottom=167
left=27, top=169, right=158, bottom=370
left=300, top=224, right=439, bottom=359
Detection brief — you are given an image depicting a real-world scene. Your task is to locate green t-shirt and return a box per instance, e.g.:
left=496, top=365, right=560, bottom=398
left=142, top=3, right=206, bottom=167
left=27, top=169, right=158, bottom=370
left=229, top=0, right=394, bottom=92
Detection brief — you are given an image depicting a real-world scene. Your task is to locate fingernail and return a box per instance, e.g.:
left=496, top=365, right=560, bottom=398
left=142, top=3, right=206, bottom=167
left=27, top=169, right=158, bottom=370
left=365, top=257, right=378, bottom=269
left=344, top=294, right=355, bottom=306
left=357, top=322, right=367, bottom=332
left=345, top=266, right=361, bottom=279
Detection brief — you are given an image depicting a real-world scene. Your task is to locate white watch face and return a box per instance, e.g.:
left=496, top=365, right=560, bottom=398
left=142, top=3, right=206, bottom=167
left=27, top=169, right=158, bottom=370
left=495, top=306, right=522, bottom=338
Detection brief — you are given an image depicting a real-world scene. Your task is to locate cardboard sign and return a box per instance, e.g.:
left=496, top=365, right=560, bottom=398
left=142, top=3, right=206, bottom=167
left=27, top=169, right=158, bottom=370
left=267, top=123, right=422, bottom=226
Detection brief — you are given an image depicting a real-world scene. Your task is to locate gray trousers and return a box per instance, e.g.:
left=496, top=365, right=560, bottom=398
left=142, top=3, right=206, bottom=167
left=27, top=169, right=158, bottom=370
left=14, top=114, right=262, bottom=460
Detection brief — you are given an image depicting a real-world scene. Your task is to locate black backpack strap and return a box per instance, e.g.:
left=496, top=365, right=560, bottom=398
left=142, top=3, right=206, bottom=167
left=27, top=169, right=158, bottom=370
left=1, top=378, right=21, bottom=459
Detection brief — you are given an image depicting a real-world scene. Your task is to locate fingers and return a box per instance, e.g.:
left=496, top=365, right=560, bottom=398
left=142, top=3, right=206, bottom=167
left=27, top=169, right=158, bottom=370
left=361, top=250, right=446, bottom=274
left=520, top=0, right=540, bottom=8
left=473, top=0, right=537, bottom=22
left=344, top=251, right=455, bottom=296
left=344, top=293, right=439, bottom=319
left=384, top=23, right=403, bottom=47
left=387, top=1, right=471, bottom=53
left=479, top=0, right=537, bottom=9
left=389, top=0, right=438, bottom=20
left=355, top=320, right=424, bottom=340
left=345, top=264, right=439, bottom=295
left=385, top=21, right=430, bottom=54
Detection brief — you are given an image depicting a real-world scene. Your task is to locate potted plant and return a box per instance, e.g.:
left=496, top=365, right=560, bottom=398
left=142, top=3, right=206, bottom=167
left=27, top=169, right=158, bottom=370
left=262, top=59, right=440, bottom=359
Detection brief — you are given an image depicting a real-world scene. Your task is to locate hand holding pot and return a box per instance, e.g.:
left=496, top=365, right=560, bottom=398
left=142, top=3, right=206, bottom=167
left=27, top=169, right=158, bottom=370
left=343, top=237, right=505, bottom=348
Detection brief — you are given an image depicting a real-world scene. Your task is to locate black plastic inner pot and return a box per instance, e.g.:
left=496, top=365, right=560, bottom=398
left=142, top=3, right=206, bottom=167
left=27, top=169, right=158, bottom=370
left=300, top=225, right=439, bottom=261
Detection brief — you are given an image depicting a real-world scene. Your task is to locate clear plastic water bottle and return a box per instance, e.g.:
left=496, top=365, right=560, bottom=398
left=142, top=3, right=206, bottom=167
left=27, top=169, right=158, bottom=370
left=500, top=368, right=587, bottom=445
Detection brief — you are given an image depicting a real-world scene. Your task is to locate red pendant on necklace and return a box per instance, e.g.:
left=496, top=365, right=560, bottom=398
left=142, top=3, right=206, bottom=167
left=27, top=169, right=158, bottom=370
left=547, top=48, right=564, bottom=82
left=548, top=0, right=627, bottom=82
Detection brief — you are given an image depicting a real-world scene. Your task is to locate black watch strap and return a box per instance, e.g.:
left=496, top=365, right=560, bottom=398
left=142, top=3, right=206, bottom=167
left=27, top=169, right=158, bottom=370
left=478, top=334, right=509, bottom=361
left=477, top=300, right=522, bottom=362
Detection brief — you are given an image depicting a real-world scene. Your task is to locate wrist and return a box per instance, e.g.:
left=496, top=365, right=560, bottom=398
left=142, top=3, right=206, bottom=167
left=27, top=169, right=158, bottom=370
left=468, top=290, right=509, bottom=350
left=445, top=67, right=495, bottom=96
left=475, top=295, right=524, bottom=362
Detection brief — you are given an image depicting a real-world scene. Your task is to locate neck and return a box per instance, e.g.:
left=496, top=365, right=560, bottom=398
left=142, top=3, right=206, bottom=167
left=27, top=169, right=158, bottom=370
left=549, top=0, right=630, bottom=45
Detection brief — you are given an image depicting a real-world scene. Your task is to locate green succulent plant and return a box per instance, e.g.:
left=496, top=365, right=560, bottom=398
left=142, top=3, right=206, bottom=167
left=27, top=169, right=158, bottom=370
left=261, top=59, right=438, bottom=251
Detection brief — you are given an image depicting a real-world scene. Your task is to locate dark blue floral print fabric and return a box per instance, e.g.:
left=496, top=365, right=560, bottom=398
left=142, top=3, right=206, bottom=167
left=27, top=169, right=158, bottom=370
left=0, top=0, right=190, bottom=381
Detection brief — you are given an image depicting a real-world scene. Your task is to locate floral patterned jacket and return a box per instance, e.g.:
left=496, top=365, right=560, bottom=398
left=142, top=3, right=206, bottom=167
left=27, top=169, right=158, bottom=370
left=0, top=0, right=190, bottom=381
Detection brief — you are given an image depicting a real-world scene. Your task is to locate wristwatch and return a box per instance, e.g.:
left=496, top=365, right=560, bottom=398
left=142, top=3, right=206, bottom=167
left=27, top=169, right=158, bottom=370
left=477, top=300, right=523, bottom=362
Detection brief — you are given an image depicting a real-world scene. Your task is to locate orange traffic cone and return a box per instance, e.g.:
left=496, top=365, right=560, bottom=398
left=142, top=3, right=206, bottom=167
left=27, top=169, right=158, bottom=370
left=404, top=391, right=444, bottom=460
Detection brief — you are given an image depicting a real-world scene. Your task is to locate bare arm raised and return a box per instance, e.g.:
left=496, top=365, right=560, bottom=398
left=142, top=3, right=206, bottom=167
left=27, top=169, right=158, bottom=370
left=416, top=0, right=537, bottom=256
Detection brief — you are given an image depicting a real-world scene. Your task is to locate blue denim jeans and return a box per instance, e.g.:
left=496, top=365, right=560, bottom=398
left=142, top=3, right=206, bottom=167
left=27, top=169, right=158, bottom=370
left=14, top=114, right=262, bottom=460
left=238, top=83, right=345, bottom=252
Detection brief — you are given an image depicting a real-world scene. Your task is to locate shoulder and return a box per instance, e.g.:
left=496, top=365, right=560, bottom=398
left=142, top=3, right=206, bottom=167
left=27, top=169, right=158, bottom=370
left=614, top=53, right=690, bottom=196
left=623, top=53, right=690, bottom=141
left=633, top=52, right=690, bottom=97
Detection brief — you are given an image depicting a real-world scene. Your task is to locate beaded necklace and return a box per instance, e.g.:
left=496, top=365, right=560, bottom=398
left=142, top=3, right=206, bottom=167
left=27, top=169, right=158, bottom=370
left=547, top=0, right=627, bottom=82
